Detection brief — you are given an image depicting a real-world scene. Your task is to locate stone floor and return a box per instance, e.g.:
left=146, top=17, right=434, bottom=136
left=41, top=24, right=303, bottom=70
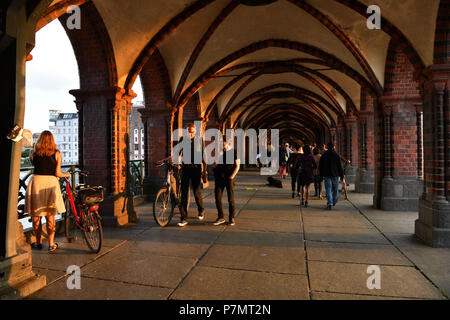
left=27, top=171, right=450, bottom=300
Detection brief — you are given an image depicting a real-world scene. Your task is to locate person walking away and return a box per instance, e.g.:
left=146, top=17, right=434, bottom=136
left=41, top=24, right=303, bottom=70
left=319, top=142, right=344, bottom=210
left=295, top=145, right=317, bottom=207
left=312, top=148, right=324, bottom=199
left=177, top=123, right=206, bottom=227
left=287, top=147, right=302, bottom=198
left=279, top=143, right=290, bottom=179
left=25, top=131, right=71, bottom=252
left=213, top=137, right=240, bottom=226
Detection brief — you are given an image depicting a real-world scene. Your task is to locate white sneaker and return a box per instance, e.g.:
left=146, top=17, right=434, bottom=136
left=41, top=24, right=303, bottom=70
left=178, top=220, right=188, bottom=227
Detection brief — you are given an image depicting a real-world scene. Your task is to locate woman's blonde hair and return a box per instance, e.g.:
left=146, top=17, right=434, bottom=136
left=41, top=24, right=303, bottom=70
left=34, top=130, right=57, bottom=157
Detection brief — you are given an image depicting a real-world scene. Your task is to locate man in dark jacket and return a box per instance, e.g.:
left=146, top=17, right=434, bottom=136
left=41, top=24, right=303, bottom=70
left=319, top=142, right=344, bottom=210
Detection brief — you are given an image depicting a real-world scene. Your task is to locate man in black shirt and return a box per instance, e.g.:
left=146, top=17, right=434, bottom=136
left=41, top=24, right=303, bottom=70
left=319, top=142, right=344, bottom=210
left=177, top=123, right=206, bottom=227
left=213, top=136, right=240, bottom=226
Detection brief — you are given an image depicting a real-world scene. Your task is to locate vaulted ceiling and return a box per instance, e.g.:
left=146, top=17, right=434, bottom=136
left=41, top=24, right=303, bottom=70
left=42, top=0, right=441, bottom=141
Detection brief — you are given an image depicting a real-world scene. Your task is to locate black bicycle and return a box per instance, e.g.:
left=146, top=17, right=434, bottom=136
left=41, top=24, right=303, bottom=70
left=153, top=159, right=182, bottom=227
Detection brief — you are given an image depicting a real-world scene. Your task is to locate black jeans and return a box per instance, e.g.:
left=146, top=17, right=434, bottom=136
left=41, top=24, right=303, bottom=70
left=291, top=169, right=300, bottom=193
left=180, top=165, right=204, bottom=220
left=215, top=177, right=236, bottom=220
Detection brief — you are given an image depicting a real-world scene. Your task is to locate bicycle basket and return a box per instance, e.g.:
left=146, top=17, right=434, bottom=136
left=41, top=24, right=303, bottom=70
left=78, top=186, right=104, bottom=205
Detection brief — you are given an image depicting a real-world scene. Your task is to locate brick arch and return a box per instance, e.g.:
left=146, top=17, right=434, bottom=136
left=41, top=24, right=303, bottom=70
left=176, top=39, right=375, bottom=109
left=279, top=128, right=314, bottom=144
left=241, top=105, right=329, bottom=146
left=204, top=58, right=373, bottom=120
left=334, top=0, right=426, bottom=75
left=221, top=84, right=339, bottom=126
left=218, top=58, right=374, bottom=92
left=60, top=1, right=117, bottom=88
left=140, top=49, right=173, bottom=110
left=286, top=0, right=382, bottom=93
left=242, top=104, right=328, bottom=136
left=434, top=0, right=450, bottom=65
left=217, top=65, right=354, bottom=122
left=238, top=100, right=330, bottom=129
left=383, top=40, right=421, bottom=98
left=173, top=0, right=241, bottom=102
left=139, top=48, right=174, bottom=188
left=36, top=0, right=89, bottom=31
left=258, top=119, right=317, bottom=142
left=172, top=0, right=383, bottom=102
left=124, top=0, right=216, bottom=91
left=230, top=91, right=334, bottom=128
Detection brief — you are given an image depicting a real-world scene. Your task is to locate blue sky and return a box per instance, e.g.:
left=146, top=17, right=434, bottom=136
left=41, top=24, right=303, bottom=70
left=25, top=19, right=143, bottom=133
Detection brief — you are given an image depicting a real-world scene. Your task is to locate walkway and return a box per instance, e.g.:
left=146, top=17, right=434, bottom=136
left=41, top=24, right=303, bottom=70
left=28, top=171, right=449, bottom=300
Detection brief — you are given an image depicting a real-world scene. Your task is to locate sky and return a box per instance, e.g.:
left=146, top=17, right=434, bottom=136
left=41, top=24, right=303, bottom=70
left=24, top=19, right=143, bottom=133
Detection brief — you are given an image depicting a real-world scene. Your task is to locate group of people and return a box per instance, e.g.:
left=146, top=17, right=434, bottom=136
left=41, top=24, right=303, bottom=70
left=175, top=123, right=240, bottom=227
left=25, top=126, right=350, bottom=248
left=280, top=142, right=349, bottom=210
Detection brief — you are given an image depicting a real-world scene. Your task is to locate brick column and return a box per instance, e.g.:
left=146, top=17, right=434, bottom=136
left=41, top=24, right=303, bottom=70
left=415, top=64, right=450, bottom=247
left=329, top=127, right=337, bottom=145
left=344, top=112, right=359, bottom=184
left=355, top=110, right=375, bottom=193
left=140, top=107, right=173, bottom=200
left=70, top=87, right=137, bottom=226
left=376, top=96, right=423, bottom=211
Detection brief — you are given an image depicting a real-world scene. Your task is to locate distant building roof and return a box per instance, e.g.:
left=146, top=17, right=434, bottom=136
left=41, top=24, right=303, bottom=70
left=57, top=113, right=78, bottom=120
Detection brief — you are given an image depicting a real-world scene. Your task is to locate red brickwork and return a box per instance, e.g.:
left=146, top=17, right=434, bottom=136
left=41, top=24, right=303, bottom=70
left=382, top=46, right=422, bottom=178
left=139, top=50, right=173, bottom=180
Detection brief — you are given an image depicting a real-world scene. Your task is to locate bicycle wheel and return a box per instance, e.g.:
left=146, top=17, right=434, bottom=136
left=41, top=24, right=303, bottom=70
left=81, top=208, right=103, bottom=253
left=153, top=188, right=175, bottom=227
left=64, top=197, right=78, bottom=243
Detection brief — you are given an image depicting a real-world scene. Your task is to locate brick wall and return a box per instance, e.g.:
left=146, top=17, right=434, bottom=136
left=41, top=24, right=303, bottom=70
left=139, top=49, right=172, bottom=179
left=383, top=46, right=422, bottom=178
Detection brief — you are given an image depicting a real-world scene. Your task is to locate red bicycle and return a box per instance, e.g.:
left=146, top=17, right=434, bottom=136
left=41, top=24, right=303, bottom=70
left=62, top=170, right=104, bottom=253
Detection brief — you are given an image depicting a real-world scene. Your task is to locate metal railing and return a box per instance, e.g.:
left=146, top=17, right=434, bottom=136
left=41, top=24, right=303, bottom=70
left=18, top=160, right=145, bottom=222
left=129, top=159, right=145, bottom=196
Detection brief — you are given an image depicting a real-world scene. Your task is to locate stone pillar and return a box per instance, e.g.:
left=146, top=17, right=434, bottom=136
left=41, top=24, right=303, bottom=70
left=140, top=107, right=173, bottom=200
left=0, top=4, right=46, bottom=298
left=415, top=64, right=450, bottom=247
left=329, top=127, right=337, bottom=145
left=355, top=110, right=375, bottom=193
left=377, top=96, right=423, bottom=211
left=70, top=87, right=137, bottom=226
left=344, top=112, right=359, bottom=184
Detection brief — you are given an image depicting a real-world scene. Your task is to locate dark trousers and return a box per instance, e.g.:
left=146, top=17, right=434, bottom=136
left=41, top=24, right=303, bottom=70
left=180, top=165, right=204, bottom=220
left=291, top=169, right=300, bottom=193
left=215, top=177, right=236, bottom=220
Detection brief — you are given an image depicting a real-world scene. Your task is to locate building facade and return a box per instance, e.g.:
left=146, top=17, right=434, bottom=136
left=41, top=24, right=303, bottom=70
left=129, top=102, right=145, bottom=161
left=49, top=112, right=79, bottom=165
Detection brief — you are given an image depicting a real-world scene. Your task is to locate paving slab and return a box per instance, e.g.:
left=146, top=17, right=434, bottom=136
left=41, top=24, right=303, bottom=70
left=170, top=266, right=309, bottom=300
left=29, top=276, right=171, bottom=300
left=216, top=230, right=303, bottom=248
left=304, top=226, right=390, bottom=244
left=133, top=227, right=222, bottom=245
left=311, top=291, right=415, bottom=300
left=80, top=244, right=197, bottom=289
left=302, top=215, right=374, bottom=229
left=233, top=217, right=303, bottom=233
left=306, top=241, right=412, bottom=266
left=308, top=261, right=444, bottom=299
left=31, top=240, right=110, bottom=272
left=128, top=232, right=212, bottom=259
left=370, top=219, right=415, bottom=234
left=238, top=209, right=300, bottom=221
left=386, top=233, right=450, bottom=298
left=199, top=244, right=306, bottom=275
